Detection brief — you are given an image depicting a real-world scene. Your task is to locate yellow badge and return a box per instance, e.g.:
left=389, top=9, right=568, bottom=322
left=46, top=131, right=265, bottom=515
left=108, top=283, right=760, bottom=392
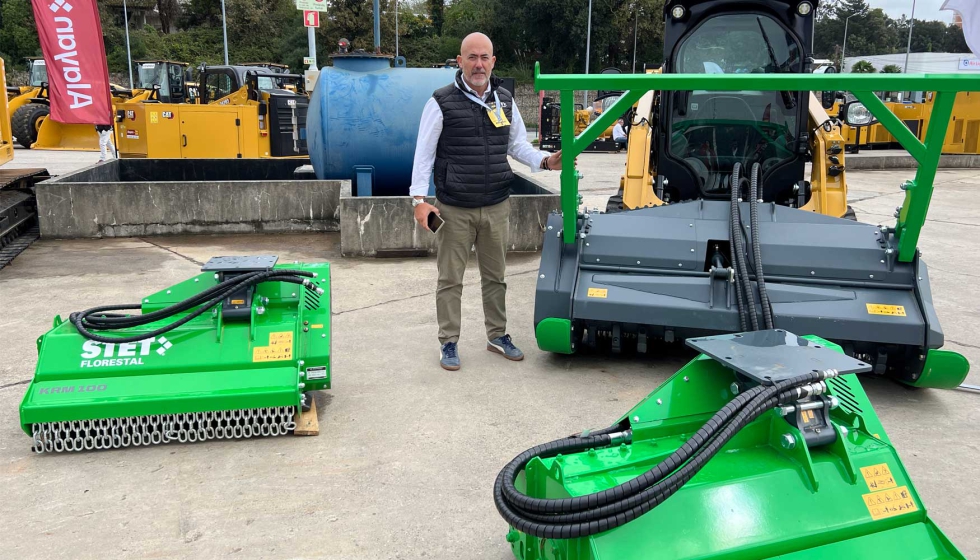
left=486, top=103, right=511, bottom=128
left=149, top=111, right=158, bottom=124
left=587, top=288, right=608, bottom=298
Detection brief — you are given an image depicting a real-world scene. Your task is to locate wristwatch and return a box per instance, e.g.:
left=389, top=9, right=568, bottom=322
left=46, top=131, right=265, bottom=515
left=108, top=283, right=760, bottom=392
left=412, top=197, right=425, bottom=207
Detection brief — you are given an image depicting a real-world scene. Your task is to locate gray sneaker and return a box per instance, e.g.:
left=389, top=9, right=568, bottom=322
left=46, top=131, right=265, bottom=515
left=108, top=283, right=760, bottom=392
left=440, top=341, right=461, bottom=371
left=487, top=334, right=524, bottom=361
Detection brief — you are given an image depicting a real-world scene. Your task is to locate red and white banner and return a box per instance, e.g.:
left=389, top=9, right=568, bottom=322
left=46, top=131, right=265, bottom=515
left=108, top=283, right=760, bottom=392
left=30, top=0, right=113, bottom=124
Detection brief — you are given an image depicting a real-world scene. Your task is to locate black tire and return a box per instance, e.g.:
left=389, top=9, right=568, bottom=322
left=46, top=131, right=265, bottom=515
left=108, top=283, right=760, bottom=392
left=605, top=187, right=624, bottom=213
left=11, top=103, right=49, bottom=149
left=843, top=205, right=857, bottom=221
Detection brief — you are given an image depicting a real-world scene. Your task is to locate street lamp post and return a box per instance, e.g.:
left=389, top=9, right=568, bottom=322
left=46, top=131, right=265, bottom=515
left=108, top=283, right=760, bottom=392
left=584, top=0, right=592, bottom=106
left=123, top=0, right=133, bottom=89
left=841, top=12, right=862, bottom=72
left=220, top=0, right=229, bottom=65
left=904, top=0, right=917, bottom=73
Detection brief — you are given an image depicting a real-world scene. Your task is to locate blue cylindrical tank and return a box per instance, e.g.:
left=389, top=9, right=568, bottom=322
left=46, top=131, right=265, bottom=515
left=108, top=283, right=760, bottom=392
left=307, top=55, right=457, bottom=196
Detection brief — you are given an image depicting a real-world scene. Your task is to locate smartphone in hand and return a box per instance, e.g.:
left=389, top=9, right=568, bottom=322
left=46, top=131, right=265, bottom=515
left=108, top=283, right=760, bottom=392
left=427, top=211, right=444, bottom=233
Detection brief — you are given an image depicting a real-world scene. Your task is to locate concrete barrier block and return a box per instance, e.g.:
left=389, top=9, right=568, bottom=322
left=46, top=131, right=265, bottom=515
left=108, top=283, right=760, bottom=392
left=340, top=172, right=560, bottom=257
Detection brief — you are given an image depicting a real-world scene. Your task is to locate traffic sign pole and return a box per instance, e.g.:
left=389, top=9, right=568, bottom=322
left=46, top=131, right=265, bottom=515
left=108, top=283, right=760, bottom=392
left=307, top=27, right=317, bottom=71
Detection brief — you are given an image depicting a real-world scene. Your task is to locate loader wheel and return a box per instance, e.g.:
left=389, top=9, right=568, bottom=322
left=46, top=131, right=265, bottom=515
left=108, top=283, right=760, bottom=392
left=605, top=187, right=624, bottom=213
left=843, top=205, right=857, bottom=221
left=12, top=103, right=50, bottom=149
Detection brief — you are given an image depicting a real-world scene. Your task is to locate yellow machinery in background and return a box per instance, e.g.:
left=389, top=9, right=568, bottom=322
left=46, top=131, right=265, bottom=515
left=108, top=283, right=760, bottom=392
left=1, top=59, right=15, bottom=165
left=7, top=58, right=50, bottom=149
left=115, top=65, right=309, bottom=159
left=8, top=59, right=192, bottom=151
left=842, top=90, right=980, bottom=154
left=610, top=72, right=850, bottom=220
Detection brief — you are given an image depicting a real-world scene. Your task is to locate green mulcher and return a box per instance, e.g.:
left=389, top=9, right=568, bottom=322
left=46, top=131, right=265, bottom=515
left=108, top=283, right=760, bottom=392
left=495, top=331, right=965, bottom=559
left=19, top=256, right=331, bottom=453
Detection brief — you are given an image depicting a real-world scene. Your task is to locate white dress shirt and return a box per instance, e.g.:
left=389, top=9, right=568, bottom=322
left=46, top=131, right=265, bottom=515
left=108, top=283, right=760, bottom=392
left=409, top=75, right=550, bottom=198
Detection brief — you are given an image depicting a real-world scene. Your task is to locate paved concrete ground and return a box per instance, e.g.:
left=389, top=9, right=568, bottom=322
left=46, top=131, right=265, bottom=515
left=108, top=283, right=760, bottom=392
left=0, top=151, right=978, bottom=559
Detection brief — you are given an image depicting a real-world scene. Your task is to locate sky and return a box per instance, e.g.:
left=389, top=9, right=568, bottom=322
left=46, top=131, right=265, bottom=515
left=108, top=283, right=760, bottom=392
left=871, top=0, right=956, bottom=22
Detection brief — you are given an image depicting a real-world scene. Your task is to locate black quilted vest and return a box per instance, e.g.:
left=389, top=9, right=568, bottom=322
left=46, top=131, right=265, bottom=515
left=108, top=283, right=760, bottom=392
left=432, top=72, right=514, bottom=208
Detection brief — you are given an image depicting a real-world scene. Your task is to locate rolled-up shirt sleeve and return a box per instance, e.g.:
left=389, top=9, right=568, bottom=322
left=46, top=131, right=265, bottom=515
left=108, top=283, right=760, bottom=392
left=409, top=98, right=444, bottom=198
left=507, top=102, right=550, bottom=173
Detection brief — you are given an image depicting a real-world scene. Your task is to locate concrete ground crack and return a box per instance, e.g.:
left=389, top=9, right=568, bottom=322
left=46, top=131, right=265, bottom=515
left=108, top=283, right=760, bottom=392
left=333, top=268, right=538, bottom=316
left=948, top=339, right=980, bottom=350
left=137, top=238, right=205, bottom=266
left=0, top=379, right=31, bottom=390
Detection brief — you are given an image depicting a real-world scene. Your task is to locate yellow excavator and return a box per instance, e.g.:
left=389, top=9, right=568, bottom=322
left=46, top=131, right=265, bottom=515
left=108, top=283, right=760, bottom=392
left=115, top=64, right=309, bottom=158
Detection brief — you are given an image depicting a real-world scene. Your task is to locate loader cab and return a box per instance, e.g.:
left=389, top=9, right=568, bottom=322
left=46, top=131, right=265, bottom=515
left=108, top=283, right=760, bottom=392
left=135, top=61, right=189, bottom=103
left=658, top=0, right=813, bottom=204
left=27, top=58, right=47, bottom=87
left=198, top=65, right=306, bottom=105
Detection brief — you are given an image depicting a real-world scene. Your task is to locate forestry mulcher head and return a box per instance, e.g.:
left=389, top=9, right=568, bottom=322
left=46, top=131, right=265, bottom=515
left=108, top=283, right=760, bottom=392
left=19, top=256, right=331, bottom=453
left=495, top=331, right=964, bottom=559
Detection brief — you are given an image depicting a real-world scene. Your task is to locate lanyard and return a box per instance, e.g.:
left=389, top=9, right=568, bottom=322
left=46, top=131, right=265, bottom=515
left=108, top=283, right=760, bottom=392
left=459, top=84, right=503, bottom=122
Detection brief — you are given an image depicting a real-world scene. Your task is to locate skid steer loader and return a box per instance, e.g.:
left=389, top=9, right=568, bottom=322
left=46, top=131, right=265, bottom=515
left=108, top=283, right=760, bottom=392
left=532, top=0, right=971, bottom=390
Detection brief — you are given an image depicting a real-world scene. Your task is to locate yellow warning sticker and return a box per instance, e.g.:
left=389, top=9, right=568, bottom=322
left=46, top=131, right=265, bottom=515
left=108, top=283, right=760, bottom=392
left=863, top=486, right=918, bottom=521
left=231, top=299, right=245, bottom=305
left=587, top=288, right=608, bottom=299
left=311, top=324, right=323, bottom=329
left=866, top=304, right=906, bottom=316
left=252, top=331, right=294, bottom=362
left=149, top=111, right=158, bottom=124
left=860, top=463, right=898, bottom=491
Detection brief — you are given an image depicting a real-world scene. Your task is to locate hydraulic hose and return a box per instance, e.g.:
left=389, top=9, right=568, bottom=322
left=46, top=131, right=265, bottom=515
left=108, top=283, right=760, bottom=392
left=729, top=163, right=748, bottom=331
left=729, top=163, right=758, bottom=330
left=749, top=163, right=775, bottom=330
left=70, top=268, right=320, bottom=343
left=494, top=370, right=838, bottom=539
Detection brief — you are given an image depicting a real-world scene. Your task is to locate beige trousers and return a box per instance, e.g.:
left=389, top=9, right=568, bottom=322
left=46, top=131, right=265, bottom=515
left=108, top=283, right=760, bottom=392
left=435, top=198, right=510, bottom=344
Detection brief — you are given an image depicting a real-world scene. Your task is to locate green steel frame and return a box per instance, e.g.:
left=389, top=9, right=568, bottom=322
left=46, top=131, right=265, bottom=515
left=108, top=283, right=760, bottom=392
left=534, top=63, right=980, bottom=262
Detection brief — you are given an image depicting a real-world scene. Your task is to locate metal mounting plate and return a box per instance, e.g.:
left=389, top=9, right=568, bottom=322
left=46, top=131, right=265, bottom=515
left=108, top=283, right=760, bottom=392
left=686, top=330, right=873, bottom=385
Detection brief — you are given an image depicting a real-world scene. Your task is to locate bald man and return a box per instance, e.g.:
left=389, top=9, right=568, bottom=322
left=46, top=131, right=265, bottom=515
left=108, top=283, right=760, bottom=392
left=410, top=32, right=562, bottom=371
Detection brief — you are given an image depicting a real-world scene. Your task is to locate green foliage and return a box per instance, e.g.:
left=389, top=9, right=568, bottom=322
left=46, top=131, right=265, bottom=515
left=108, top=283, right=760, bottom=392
left=851, top=60, right=876, bottom=73
left=881, top=64, right=902, bottom=73
left=0, top=0, right=40, bottom=66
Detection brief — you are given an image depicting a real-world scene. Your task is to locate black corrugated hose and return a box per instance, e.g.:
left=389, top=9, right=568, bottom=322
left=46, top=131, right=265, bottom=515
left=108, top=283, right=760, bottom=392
left=70, top=268, right=321, bottom=343
left=494, top=369, right=839, bottom=539
left=729, top=162, right=758, bottom=330
left=749, top=162, right=775, bottom=330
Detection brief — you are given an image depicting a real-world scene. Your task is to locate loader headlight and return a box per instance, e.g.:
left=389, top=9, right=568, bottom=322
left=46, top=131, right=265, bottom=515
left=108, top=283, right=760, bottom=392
left=845, top=102, right=874, bottom=126
left=797, top=2, right=813, bottom=16
left=671, top=5, right=685, bottom=19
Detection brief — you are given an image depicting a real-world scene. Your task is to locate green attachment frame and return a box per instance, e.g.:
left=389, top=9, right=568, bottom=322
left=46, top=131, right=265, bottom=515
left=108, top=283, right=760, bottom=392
left=534, top=63, right=980, bottom=262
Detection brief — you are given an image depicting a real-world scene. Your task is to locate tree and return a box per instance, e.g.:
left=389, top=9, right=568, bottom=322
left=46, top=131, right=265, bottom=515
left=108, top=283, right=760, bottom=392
left=851, top=60, right=876, bottom=73
left=428, top=0, right=444, bottom=35
left=157, top=0, right=180, bottom=34
left=0, top=0, right=40, bottom=69
left=943, top=22, right=969, bottom=53
left=881, top=64, right=901, bottom=73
